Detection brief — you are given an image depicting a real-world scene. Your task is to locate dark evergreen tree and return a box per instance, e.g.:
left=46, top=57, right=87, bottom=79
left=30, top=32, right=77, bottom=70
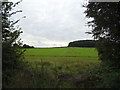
left=84, top=2, right=120, bottom=68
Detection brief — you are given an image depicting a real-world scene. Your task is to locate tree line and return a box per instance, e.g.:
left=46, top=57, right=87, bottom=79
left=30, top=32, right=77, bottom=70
left=68, top=40, right=96, bottom=47
left=22, top=44, right=34, bottom=48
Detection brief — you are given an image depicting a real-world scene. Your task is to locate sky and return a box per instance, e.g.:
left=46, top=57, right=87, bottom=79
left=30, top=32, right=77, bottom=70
left=11, top=0, right=93, bottom=47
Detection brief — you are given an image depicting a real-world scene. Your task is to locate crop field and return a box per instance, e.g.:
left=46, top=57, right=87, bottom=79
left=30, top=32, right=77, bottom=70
left=25, top=47, right=98, bottom=61
left=24, top=47, right=100, bottom=73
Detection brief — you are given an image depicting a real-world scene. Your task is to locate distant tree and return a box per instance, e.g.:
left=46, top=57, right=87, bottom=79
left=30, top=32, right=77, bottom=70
left=84, top=2, right=120, bottom=68
left=2, top=1, right=25, bottom=87
left=23, top=44, right=34, bottom=48
left=68, top=40, right=96, bottom=47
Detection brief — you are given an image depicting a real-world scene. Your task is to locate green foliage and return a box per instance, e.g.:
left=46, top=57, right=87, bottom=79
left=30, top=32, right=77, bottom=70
left=9, top=61, right=63, bottom=88
left=84, top=2, right=120, bottom=67
left=9, top=50, right=120, bottom=88
left=2, top=1, right=25, bottom=87
left=85, top=64, right=120, bottom=88
left=96, top=38, right=120, bottom=67
left=68, top=40, right=96, bottom=47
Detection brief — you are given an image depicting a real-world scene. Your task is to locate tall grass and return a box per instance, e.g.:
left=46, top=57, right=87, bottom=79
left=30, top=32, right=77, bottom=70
left=8, top=47, right=104, bottom=88
left=8, top=48, right=120, bottom=88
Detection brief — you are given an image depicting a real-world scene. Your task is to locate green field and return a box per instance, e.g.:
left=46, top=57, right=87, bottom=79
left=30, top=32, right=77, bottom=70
left=25, top=47, right=98, bottom=62
left=10, top=47, right=120, bottom=88
left=24, top=47, right=99, bottom=73
left=11, top=47, right=101, bottom=88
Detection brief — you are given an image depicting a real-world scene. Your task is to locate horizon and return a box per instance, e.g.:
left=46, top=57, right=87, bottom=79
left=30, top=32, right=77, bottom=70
left=24, top=39, right=95, bottom=48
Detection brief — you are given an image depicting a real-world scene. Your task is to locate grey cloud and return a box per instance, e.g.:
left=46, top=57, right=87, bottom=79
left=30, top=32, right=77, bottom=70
left=14, top=0, right=92, bottom=47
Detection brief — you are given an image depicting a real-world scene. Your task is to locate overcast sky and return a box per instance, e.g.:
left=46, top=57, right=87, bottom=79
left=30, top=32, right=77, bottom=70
left=11, top=0, right=92, bottom=47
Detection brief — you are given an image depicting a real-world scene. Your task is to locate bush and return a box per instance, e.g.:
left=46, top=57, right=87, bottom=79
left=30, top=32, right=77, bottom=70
left=2, top=1, right=25, bottom=87
left=86, top=64, right=120, bottom=88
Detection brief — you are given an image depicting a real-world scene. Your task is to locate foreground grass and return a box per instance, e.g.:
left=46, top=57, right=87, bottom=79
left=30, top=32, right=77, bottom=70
left=7, top=47, right=120, bottom=88
left=9, top=47, right=102, bottom=88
